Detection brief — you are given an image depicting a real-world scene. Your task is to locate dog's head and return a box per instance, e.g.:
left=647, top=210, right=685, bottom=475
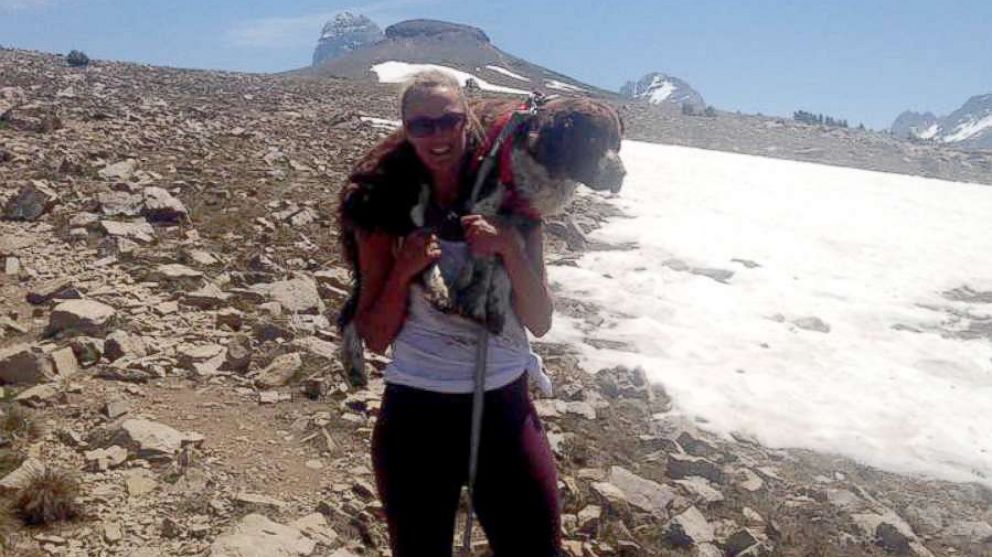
left=523, top=98, right=626, bottom=193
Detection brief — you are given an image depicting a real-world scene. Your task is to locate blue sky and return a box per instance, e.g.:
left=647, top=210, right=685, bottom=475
left=1, top=0, right=989, bottom=129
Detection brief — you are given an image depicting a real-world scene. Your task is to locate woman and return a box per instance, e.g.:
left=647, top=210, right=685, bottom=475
left=348, top=70, right=561, bottom=556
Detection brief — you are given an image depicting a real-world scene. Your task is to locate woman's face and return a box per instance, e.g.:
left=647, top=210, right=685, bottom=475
left=403, top=86, right=468, bottom=175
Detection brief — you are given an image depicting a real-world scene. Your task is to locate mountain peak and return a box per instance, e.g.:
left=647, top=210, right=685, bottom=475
left=312, top=13, right=383, bottom=67
left=890, top=94, right=992, bottom=149
left=621, top=72, right=704, bottom=108
left=384, top=19, right=490, bottom=43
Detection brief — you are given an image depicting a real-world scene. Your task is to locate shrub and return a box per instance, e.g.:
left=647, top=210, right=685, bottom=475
left=703, top=106, right=717, bottom=117
left=66, top=50, right=90, bottom=67
left=14, top=467, right=80, bottom=525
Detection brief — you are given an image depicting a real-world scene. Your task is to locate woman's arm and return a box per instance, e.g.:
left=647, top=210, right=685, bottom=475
left=463, top=216, right=554, bottom=337
left=353, top=229, right=440, bottom=353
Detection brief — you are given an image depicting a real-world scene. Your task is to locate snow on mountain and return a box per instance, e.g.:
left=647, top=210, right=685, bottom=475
left=545, top=79, right=585, bottom=92
left=312, top=12, right=383, bottom=67
left=371, top=61, right=530, bottom=96
left=484, top=65, right=530, bottom=82
left=621, top=72, right=705, bottom=108
left=304, top=19, right=608, bottom=97
left=548, top=140, right=992, bottom=487
left=891, top=94, right=992, bottom=150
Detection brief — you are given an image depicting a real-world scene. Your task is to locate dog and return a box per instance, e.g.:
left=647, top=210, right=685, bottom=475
left=337, top=96, right=625, bottom=385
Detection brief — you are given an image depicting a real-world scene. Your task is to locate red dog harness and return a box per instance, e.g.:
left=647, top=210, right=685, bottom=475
left=468, top=99, right=543, bottom=221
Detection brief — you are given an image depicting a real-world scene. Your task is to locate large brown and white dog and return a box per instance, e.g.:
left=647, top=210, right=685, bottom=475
left=337, top=97, right=625, bottom=384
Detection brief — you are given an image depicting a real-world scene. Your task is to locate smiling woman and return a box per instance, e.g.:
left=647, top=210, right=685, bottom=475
left=337, top=70, right=563, bottom=556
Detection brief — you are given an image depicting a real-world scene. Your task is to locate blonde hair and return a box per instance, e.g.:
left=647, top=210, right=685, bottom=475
left=399, top=70, right=484, bottom=144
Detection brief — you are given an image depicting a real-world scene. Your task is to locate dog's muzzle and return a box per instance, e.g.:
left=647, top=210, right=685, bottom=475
left=594, top=150, right=626, bottom=193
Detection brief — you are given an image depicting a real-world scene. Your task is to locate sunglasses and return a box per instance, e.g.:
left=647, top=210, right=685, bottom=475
left=404, top=112, right=466, bottom=138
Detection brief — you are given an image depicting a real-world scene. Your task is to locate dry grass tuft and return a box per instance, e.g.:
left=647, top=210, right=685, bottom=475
left=13, top=467, right=80, bottom=526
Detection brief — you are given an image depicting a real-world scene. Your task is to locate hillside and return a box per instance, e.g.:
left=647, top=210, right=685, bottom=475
left=0, top=48, right=990, bottom=556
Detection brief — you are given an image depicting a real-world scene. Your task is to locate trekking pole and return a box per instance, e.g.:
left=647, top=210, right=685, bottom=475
left=460, top=325, right=489, bottom=555
left=459, top=93, right=543, bottom=556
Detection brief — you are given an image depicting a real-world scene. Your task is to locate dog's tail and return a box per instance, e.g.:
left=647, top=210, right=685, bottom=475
left=337, top=293, right=368, bottom=388
left=337, top=224, right=367, bottom=388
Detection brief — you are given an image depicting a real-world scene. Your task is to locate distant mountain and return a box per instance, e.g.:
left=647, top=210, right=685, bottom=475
left=312, top=12, right=383, bottom=67
left=890, top=94, right=992, bottom=150
left=620, top=72, right=704, bottom=109
left=890, top=111, right=939, bottom=140
left=298, top=18, right=612, bottom=97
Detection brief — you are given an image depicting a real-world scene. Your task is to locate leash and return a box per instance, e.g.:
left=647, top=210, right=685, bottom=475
left=459, top=93, right=543, bottom=555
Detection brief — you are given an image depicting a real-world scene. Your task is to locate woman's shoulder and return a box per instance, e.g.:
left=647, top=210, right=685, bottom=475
left=339, top=132, right=428, bottom=235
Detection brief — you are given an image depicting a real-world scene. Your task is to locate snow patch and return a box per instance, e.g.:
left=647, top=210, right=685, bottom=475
left=942, top=113, right=992, bottom=143
left=370, top=61, right=529, bottom=96
left=546, top=80, right=585, bottom=92
left=916, top=123, right=940, bottom=140
left=359, top=116, right=400, bottom=130
left=646, top=75, right=676, bottom=104
left=546, top=140, right=992, bottom=487
left=485, top=65, right=530, bottom=82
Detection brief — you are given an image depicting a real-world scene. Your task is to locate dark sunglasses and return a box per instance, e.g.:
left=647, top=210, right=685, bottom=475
left=404, top=112, right=466, bottom=138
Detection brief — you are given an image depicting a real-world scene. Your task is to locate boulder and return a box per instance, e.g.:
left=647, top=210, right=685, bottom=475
left=97, top=191, right=144, bottom=217
left=84, top=446, right=128, bottom=471
left=49, top=346, right=79, bottom=376
left=253, top=276, right=324, bottom=315
left=2, top=180, right=59, bottom=221
left=221, top=335, right=252, bottom=372
left=177, top=344, right=227, bottom=375
left=14, top=384, right=63, bottom=407
left=98, top=159, right=137, bottom=181
left=209, top=513, right=315, bottom=556
left=0, top=343, right=55, bottom=384
left=0, top=457, right=44, bottom=494
left=100, top=418, right=185, bottom=461
left=666, top=506, right=715, bottom=547
left=142, top=186, right=188, bottom=222
left=104, top=330, right=148, bottom=362
left=607, top=466, right=677, bottom=516
left=255, top=353, right=303, bottom=388
left=667, top=453, right=726, bottom=484
left=100, top=220, right=155, bottom=243
left=48, top=299, right=116, bottom=336
left=184, top=283, right=230, bottom=309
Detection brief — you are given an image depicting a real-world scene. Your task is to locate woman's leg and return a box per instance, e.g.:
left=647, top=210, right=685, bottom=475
left=472, top=375, right=562, bottom=557
left=372, top=384, right=468, bottom=557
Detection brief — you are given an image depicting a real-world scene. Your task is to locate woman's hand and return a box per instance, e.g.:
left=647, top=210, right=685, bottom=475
left=461, top=214, right=516, bottom=257
left=393, top=229, right=441, bottom=281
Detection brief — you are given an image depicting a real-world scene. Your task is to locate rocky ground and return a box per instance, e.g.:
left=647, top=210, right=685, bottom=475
left=1, top=48, right=991, bottom=556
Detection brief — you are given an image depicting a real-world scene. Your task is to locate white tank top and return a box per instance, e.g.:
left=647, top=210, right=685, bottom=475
left=384, top=240, right=551, bottom=394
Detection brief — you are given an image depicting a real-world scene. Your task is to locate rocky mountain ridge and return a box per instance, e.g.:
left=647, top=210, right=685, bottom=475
left=891, top=93, right=992, bottom=150
left=302, top=17, right=611, bottom=97
left=311, top=12, right=383, bottom=67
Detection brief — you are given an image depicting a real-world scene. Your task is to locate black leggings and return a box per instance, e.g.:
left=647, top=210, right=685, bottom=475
left=371, top=374, right=561, bottom=557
